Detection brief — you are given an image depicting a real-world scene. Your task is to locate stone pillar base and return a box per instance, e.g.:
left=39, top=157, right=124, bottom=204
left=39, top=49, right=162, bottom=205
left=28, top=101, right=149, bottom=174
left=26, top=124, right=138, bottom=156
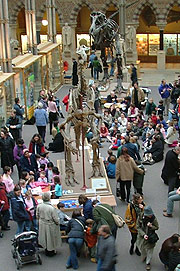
left=157, top=50, right=165, bottom=70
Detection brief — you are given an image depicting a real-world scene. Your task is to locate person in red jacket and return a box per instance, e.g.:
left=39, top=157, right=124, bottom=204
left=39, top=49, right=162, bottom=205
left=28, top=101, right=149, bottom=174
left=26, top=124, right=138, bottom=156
left=29, top=134, right=45, bottom=155
left=62, top=92, right=70, bottom=112
left=0, top=175, right=10, bottom=230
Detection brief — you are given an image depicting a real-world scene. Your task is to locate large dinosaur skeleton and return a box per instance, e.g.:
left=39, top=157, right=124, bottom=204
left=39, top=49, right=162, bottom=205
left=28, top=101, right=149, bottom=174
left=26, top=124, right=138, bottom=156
left=60, top=45, right=102, bottom=187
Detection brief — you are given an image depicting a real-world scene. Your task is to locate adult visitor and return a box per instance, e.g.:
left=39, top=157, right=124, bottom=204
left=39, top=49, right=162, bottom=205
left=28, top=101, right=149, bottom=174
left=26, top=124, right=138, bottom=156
left=97, top=225, right=117, bottom=271
left=0, top=175, right=10, bottom=230
left=13, top=97, right=24, bottom=122
left=89, top=51, right=96, bottom=78
left=36, top=192, right=60, bottom=256
left=131, top=82, right=145, bottom=109
left=92, top=56, right=100, bottom=80
left=130, top=63, right=137, bottom=86
left=29, top=134, right=45, bottom=155
left=137, top=206, right=159, bottom=270
left=72, top=58, right=78, bottom=86
left=34, top=102, right=48, bottom=142
left=125, top=193, right=145, bottom=256
left=158, top=79, right=172, bottom=116
left=161, top=146, right=180, bottom=191
left=0, top=129, right=15, bottom=170
left=6, top=110, right=21, bottom=142
left=20, top=149, right=38, bottom=176
left=78, top=194, right=93, bottom=219
left=66, top=209, right=85, bottom=269
left=13, top=138, right=27, bottom=177
left=163, top=186, right=180, bottom=217
left=48, top=96, right=58, bottom=135
left=11, top=184, right=31, bottom=235
left=116, top=148, right=144, bottom=203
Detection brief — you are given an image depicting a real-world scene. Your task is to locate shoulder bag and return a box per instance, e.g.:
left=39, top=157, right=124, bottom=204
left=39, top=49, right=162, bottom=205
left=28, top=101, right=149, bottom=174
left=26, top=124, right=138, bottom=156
left=98, top=205, right=125, bottom=228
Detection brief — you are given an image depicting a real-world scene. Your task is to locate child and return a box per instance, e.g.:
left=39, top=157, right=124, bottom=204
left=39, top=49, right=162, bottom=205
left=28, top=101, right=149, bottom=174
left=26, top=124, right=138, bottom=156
left=39, top=152, right=49, bottom=166
left=106, top=155, right=116, bottom=178
left=85, top=219, right=98, bottom=263
left=157, top=100, right=165, bottom=116
left=151, top=111, right=157, bottom=126
left=52, top=166, right=61, bottom=184
left=25, top=190, right=38, bottom=231
left=47, top=162, right=54, bottom=183
left=38, top=171, right=48, bottom=183
left=27, top=175, right=36, bottom=189
left=19, top=179, right=28, bottom=195
left=54, top=176, right=62, bottom=198
left=110, top=133, right=121, bottom=150
left=57, top=202, right=71, bottom=231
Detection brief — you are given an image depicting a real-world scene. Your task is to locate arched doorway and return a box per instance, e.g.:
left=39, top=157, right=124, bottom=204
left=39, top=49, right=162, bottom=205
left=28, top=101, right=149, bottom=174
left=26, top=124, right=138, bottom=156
left=76, top=6, right=91, bottom=48
left=136, top=6, right=159, bottom=63
left=16, top=8, right=26, bottom=52
left=164, top=5, right=180, bottom=62
left=40, top=11, right=62, bottom=44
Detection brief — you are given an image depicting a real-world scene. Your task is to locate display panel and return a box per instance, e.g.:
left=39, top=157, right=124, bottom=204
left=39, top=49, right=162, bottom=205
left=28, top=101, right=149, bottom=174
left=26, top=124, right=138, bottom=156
left=149, top=34, right=160, bottom=56
left=164, top=34, right=177, bottom=56
left=136, top=34, right=148, bottom=55
left=77, top=34, right=91, bottom=48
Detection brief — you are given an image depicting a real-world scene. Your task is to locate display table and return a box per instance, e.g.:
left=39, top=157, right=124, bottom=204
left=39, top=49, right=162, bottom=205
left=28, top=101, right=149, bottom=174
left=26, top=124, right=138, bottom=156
left=104, top=102, right=126, bottom=109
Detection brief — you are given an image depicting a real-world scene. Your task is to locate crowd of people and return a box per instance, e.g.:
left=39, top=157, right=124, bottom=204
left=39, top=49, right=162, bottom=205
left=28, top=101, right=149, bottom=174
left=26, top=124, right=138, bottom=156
left=0, top=71, right=180, bottom=271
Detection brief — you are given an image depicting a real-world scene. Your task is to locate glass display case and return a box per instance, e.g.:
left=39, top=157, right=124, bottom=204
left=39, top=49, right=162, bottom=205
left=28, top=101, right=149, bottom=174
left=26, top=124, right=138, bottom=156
left=12, top=54, right=42, bottom=119
left=37, top=42, right=63, bottom=91
left=149, top=34, right=160, bottom=56
left=164, top=34, right=177, bottom=56
left=0, top=73, right=15, bottom=125
left=136, top=34, right=148, bottom=55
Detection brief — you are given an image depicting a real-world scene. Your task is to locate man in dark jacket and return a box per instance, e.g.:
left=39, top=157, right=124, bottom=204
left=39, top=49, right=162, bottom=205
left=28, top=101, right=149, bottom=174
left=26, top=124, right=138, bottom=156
left=78, top=194, right=93, bottom=219
left=72, top=58, right=78, bottom=86
left=161, top=146, right=180, bottom=192
left=97, top=225, right=116, bottom=271
left=130, top=63, right=137, bottom=86
left=20, top=149, right=38, bottom=176
left=6, top=110, right=22, bottom=142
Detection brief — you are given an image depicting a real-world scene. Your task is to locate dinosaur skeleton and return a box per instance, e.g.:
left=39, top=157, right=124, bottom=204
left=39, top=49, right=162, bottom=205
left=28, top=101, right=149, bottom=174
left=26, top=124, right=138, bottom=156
left=60, top=45, right=102, bottom=187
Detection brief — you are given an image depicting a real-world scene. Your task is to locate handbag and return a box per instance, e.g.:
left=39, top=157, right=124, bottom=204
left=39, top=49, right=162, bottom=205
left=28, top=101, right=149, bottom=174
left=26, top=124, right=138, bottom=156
left=98, top=205, right=125, bottom=228
left=98, top=63, right=103, bottom=73
left=147, top=231, right=159, bottom=244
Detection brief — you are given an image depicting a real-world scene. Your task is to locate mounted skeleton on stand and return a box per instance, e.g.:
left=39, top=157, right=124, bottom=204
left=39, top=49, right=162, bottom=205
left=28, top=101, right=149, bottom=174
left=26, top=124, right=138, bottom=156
left=60, top=45, right=102, bottom=187
left=89, top=11, right=126, bottom=92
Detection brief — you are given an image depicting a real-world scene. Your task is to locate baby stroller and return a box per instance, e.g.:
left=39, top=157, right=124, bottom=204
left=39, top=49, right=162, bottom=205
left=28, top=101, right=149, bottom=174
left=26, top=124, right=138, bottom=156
left=11, top=231, right=42, bottom=269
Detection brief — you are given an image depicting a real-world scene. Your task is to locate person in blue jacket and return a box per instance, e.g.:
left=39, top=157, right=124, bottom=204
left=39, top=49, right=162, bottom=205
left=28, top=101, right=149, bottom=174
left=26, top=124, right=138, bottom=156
left=78, top=194, right=93, bottom=219
left=34, top=102, right=48, bottom=142
left=158, top=79, right=172, bottom=116
left=20, top=149, right=38, bottom=176
left=11, top=184, right=31, bottom=234
left=106, top=155, right=117, bottom=178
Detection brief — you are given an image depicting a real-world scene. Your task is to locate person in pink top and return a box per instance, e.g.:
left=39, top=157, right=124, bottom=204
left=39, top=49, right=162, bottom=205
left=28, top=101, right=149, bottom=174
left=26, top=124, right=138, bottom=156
left=2, top=166, right=14, bottom=193
left=48, top=96, right=58, bottom=135
left=25, top=190, right=38, bottom=231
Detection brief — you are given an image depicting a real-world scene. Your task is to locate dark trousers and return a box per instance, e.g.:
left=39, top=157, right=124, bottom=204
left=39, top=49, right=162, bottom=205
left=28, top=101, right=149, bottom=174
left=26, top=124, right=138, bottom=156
left=120, top=180, right=131, bottom=202
left=130, top=232, right=137, bottom=247
left=37, top=126, right=46, bottom=142
left=168, top=176, right=177, bottom=193
left=1, top=209, right=10, bottom=227
left=91, top=65, right=94, bottom=77
left=49, top=112, right=58, bottom=135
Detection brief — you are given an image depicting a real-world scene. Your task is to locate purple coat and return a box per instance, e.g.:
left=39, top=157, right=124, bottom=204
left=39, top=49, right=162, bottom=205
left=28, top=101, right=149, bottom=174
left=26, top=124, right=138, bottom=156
left=13, top=144, right=27, bottom=165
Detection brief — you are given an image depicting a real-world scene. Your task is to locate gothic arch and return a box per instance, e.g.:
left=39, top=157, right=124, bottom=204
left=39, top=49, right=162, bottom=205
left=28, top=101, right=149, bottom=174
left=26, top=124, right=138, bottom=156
left=9, top=0, right=25, bottom=24
left=100, top=0, right=118, bottom=13
left=163, top=0, right=180, bottom=22
left=132, top=0, right=159, bottom=23
left=69, top=0, right=94, bottom=24
left=36, top=1, right=63, bottom=25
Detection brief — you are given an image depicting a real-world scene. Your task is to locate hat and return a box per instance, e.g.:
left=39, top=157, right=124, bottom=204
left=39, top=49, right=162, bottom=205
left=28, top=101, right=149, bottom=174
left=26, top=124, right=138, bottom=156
left=40, top=151, right=49, bottom=157
left=23, top=149, right=29, bottom=154
left=144, top=206, right=154, bottom=216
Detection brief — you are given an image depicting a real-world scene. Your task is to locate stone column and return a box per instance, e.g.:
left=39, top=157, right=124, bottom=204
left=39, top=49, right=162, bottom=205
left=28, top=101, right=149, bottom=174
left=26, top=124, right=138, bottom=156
left=119, top=0, right=126, bottom=39
left=157, top=23, right=166, bottom=70
left=25, top=0, right=37, bottom=55
left=46, top=0, right=56, bottom=43
left=0, top=0, right=12, bottom=72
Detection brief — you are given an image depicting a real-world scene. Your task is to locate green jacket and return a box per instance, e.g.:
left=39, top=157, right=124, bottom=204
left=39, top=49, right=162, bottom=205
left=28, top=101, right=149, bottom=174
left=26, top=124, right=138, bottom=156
left=93, top=59, right=100, bottom=68
left=145, top=102, right=157, bottom=116
left=92, top=204, right=116, bottom=232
